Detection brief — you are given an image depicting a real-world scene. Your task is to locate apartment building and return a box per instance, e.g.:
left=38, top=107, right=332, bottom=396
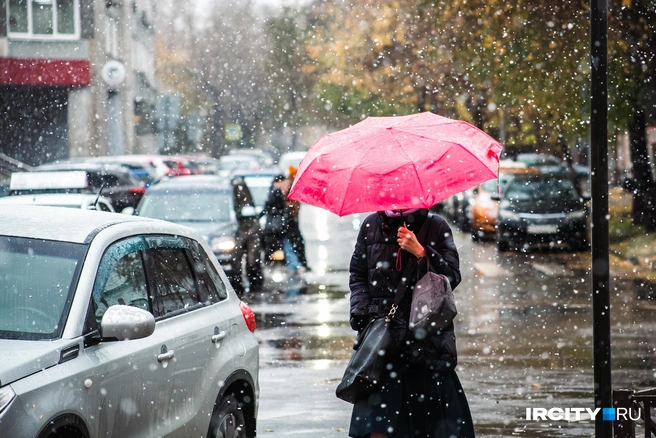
left=0, top=0, right=156, bottom=166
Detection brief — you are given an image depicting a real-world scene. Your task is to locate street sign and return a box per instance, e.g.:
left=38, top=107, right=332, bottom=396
left=224, top=123, right=242, bottom=141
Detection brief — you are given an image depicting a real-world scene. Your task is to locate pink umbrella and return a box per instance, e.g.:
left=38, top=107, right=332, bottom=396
left=288, top=112, right=503, bottom=217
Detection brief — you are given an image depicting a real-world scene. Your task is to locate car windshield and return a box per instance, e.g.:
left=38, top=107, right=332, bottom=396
left=0, top=236, right=87, bottom=340
left=243, top=176, right=274, bottom=208
left=138, top=190, right=233, bottom=222
left=504, top=177, right=579, bottom=202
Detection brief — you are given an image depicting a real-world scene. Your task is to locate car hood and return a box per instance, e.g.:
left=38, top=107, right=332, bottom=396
left=169, top=220, right=236, bottom=240
left=0, top=339, right=70, bottom=386
left=505, top=198, right=584, bottom=215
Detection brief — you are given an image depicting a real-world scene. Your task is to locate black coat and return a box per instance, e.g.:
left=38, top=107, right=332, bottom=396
left=349, top=209, right=460, bottom=331
left=347, top=209, right=475, bottom=438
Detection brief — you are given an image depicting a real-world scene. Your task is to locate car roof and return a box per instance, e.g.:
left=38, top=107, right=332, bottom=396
left=147, top=175, right=235, bottom=191
left=508, top=172, right=577, bottom=181
left=230, top=167, right=283, bottom=177
left=34, top=161, right=132, bottom=174
left=0, top=193, right=112, bottom=207
left=0, top=205, right=156, bottom=243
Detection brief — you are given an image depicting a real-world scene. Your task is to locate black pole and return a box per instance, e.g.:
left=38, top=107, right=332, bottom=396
left=590, top=1, right=611, bottom=437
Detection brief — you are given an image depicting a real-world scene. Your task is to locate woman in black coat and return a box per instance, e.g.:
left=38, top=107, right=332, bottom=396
left=348, top=208, right=475, bottom=438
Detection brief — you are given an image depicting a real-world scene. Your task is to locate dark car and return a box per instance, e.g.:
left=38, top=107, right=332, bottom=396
left=494, top=173, right=589, bottom=252
left=18, top=161, right=147, bottom=212
left=442, top=189, right=474, bottom=232
left=135, top=175, right=263, bottom=293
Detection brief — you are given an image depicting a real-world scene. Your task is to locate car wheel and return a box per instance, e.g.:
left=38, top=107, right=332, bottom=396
left=208, top=395, right=247, bottom=438
left=497, top=239, right=510, bottom=252
left=471, top=229, right=481, bottom=242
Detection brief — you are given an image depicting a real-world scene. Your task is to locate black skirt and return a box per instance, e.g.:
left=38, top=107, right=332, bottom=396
left=348, top=357, right=475, bottom=438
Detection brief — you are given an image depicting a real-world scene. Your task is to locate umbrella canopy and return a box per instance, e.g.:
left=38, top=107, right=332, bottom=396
left=288, top=112, right=504, bottom=217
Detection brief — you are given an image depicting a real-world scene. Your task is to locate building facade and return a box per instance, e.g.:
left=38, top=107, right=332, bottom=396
left=0, top=0, right=156, bottom=166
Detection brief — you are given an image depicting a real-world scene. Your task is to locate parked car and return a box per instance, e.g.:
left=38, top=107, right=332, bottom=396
left=218, top=154, right=262, bottom=176
left=469, top=162, right=539, bottom=241
left=83, top=156, right=158, bottom=186
left=86, top=155, right=178, bottom=181
left=16, top=162, right=147, bottom=212
left=229, top=148, right=275, bottom=168
left=515, top=153, right=568, bottom=173
left=277, top=150, right=307, bottom=172
left=0, top=192, right=115, bottom=212
left=442, top=189, right=475, bottom=232
left=494, top=173, right=589, bottom=252
left=179, top=154, right=222, bottom=175
left=135, top=175, right=263, bottom=293
left=0, top=206, right=258, bottom=438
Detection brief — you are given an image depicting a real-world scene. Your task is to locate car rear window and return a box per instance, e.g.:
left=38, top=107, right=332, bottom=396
left=0, top=236, right=86, bottom=340
left=138, top=190, right=234, bottom=222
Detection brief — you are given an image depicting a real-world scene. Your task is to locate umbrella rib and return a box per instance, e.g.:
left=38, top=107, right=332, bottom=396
left=388, top=129, right=427, bottom=203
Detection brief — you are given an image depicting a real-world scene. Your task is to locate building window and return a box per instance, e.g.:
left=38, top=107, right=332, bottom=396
left=7, top=0, right=79, bottom=38
left=105, top=15, right=118, bottom=57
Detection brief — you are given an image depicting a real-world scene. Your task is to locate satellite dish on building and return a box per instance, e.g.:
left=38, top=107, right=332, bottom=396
left=102, top=60, right=126, bottom=89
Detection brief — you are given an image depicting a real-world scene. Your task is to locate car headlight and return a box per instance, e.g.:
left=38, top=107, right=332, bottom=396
left=211, top=236, right=236, bottom=252
left=0, top=386, right=16, bottom=414
left=566, top=210, right=586, bottom=221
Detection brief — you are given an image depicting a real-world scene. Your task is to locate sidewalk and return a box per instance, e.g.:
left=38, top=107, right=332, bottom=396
left=608, top=187, right=656, bottom=284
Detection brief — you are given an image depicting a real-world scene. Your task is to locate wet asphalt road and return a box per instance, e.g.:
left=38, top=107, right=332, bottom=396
left=245, top=205, right=656, bottom=437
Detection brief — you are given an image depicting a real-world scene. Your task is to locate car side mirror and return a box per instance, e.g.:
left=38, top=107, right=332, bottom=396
left=490, top=194, right=501, bottom=201
left=100, top=305, right=155, bottom=341
left=121, top=206, right=135, bottom=215
left=240, top=205, right=257, bottom=218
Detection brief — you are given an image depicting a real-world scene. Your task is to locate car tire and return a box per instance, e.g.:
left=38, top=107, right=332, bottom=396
left=208, top=395, right=248, bottom=438
left=471, top=229, right=481, bottom=242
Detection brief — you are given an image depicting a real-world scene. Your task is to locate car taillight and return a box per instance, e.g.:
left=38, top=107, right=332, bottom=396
left=240, top=301, right=256, bottom=333
left=129, top=187, right=147, bottom=194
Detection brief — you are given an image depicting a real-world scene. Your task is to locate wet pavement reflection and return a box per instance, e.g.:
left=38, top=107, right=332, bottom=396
left=248, top=205, right=656, bottom=437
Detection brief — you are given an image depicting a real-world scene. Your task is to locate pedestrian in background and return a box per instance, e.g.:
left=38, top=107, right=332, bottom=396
left=281, top=165, right=309, bottom=271
left=261, top=173, right=303, bottom=273
left=348, top=208, right=475, bottom=438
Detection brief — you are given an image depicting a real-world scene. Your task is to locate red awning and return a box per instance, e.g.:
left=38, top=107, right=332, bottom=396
left=0, top=58, right=90, bottom=86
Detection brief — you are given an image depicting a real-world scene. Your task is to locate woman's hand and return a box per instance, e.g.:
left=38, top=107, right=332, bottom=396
left=397, top=225, right=426, bottom=259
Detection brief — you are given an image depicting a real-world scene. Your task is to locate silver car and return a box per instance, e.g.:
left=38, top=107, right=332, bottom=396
left=0, top=206, right=259, bottom=438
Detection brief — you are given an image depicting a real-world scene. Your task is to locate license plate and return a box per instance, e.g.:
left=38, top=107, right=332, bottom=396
left=527, top=224, right=558, bottom=234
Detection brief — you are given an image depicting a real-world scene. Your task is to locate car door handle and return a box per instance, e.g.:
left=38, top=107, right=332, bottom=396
left=211, top=331, right=227, bottom=343
left=157, top=350, right=175, bottom=362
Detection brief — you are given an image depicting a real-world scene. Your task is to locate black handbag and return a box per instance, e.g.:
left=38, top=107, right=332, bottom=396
left=408, top=222, right=458, bottom=334
left=335, top=227, right=424, bottom=404
left=334, top=314, right=399, bottom=403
